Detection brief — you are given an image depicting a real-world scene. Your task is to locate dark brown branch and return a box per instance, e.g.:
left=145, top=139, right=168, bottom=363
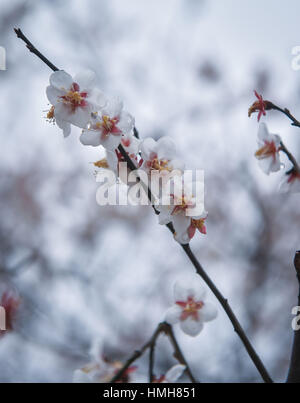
left=287, top=252, right=300, bottom=383
left=110, top=322, right=197, bottom=383
left=14, top=28, right=59, bottom=72
left=15, top=27, right=273, bottom=384
left=268, top=102, right=300, bottom=129
left=179, top=244, right=272, bottom=383
left=148, top=335, right=156, bottom=383
left=165, top=323, right=197, bottom=382
left=279, top=141, right=300, bottom=173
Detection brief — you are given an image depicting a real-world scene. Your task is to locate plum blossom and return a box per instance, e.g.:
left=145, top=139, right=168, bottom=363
left=0, top=289, right=20, bottom=337
left=94, top=133, right=140, bottom=187
left=153, top=364, right=186, bottom=383
left=166, top=276, right=217, bottom=337
left=46, top=70, right=105, bottom=132
left=179, top=213, right=208, bottom=245
left=156, top=176, right=205, bottom=244
left=255, top=123, right=282, bottom=175
left=73, top=340, right=136, bottom=383
left=140, top=137, right=184, bottom=175
left=248, top=90, right=270, bottom=122
left=279, top=168, right=300, bottom=194
left=80, top=97, right=135, bottom=151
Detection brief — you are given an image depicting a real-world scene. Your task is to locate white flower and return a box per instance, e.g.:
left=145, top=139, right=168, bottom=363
left=73, top=340, right=114, bottom=383
left=166, top=276, right=217, bottom=337
left=80, top=97, right=135, bottom=151
left=154, top=364, right=186, bottom=383
left=140, top=137, right=184, bottom=175
left=73, top=339, right=136, bottom=383
left=156, top=176, right=205, bottom=244
left=255, top=123, right=282, bottom=175
left=279, top=169, right=300, bottom=194
left=175, top=212, right=208, bottom=245
left=46, top=70, right=105, bottom=133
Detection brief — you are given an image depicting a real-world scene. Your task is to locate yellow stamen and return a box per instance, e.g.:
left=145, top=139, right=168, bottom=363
left=94, top=158, right=109, bottom=169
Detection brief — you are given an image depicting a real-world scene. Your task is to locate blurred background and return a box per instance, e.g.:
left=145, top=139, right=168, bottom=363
left=0, top=0, right=300, bottom=383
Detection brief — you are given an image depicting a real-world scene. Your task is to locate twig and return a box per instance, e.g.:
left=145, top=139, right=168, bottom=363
left=165, top=323, right=197, bottom=382
left=180, top=244, right=272, bottom=383
left=287, top=252, right=300, bottom=383
left=149, top=336, right=156, bottom=383
left=268, top=102, right=300, bottom=129
left=14, top=28, right=59, bottom=72
left=279, top=141, right=300, bottom=173
left=15, top=28, right=273, bottom=383
left=110, top=322, right=197, bottom=383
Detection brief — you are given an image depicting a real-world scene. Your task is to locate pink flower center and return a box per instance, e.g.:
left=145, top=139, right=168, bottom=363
left=171, top=195, right=193, bottom=215
left=96, top=115, right=121, bottom=137
left=254, top=90, right=266, bottom=122
left=176, top=296, right=204, bottom=321
left=146, top=155, right=172, bottom=172
left=188, top=218, right=207, bottom=239
left=60, top=82, right=88, bottom=111
left=255, top=141, right=277, bottom=160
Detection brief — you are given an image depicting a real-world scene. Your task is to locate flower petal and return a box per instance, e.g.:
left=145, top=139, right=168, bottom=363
left=56, top=117, right=71, bottom=138
left=172, top=214, right=191, bottom=235
left=257, top=122, right=270, bottom=143
left=46, top=86, right=65, bottom=105
left=74, top=70, right=96, bottom=91
left=73, top=369, right=93, bottom=383
left=199, top=302, right=218, bottom=323
left=140, top=138, right=157, bottom=160
left=157, top=137, right=176, bottom=160
left=118, top=112, right=135, bottom=135
left=80, top=129, right=101, bottom=147
left=50, top=70, right=73, bottom=90
left=174, top=277, right=206, bottom=302
left=165, top=305, right=182, bottom=324
left=180, top=317, right=204, bottom=337
left=102, top=97, right=123, bottom=118
left=55, top=103, right=91, bottom=128
left=165, top=364, right=186, bottom=383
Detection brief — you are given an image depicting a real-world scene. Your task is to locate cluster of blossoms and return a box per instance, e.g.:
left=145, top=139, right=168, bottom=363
left=73, top=341, right=137, bottom=383
left=73, top=277, right=217, bottom=382
left=46, top=70, right=208, bottom=244
left=73, top=340, right=186, bottom=383
left=46, top=69, right=217, bottom=382
left=249, top=92, right=300, bottom=194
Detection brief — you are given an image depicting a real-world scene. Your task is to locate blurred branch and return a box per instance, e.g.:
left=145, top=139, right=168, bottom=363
left=15, top=28, right=273, bottom=384
left=268, top=102, right=300, bottom=129
left=111, top=322, right=197, bottom=383
left=279, top=141, right=300, bottom=173
left=287, top=251, right=300, bottom=383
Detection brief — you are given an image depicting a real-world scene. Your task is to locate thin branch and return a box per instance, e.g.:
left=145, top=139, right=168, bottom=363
left=279, top=141, right=300, bottom=173
left=15, top=28, right=273, bottom=383
left=148, top=336, right=156, bottom=383
left=287, top=251, right=300, bottom=383
left=14, top=28, right=59, bottom=72
left=268, top=102, right=300, bottom=129
left=180, top=244, right=272, bottom=383
left=165, top=323, right=197, bottom=382
left=110, top=322, right=197, bottom=383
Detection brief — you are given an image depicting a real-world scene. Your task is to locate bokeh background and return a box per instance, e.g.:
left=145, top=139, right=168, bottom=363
left=0, top=0, right=300, bottom=382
